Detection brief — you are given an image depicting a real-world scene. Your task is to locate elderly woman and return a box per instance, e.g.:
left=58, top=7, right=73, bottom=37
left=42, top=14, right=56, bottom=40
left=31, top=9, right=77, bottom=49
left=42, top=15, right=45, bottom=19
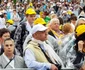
left=0, top=38, right=26, bottom=69
left=76, top=18, right=85, bottom=27
left=48, top=18, right=63, bottom=40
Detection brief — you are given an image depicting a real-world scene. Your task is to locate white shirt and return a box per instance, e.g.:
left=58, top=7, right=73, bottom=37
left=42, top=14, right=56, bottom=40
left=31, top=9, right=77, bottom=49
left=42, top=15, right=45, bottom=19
left=0, top=18, right=6, bottom=29
left=26, top=21, right=32, bottom=34
left=0, top=17, right=6, bottom=27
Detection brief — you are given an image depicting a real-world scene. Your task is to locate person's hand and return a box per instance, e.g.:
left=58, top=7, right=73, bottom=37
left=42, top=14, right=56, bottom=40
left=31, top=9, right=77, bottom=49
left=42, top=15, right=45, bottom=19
left=51, top=64, right=58, bottom=70
left=78, top=40, right=84, bottom=52
left=80, top=64, right=85, bottom=70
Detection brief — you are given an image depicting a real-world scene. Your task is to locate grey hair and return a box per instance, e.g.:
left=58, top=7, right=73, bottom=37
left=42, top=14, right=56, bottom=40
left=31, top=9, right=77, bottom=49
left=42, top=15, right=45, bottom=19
left=49, top=18, right=59, bottom=25
left=75, top=18, right=85, bottom=27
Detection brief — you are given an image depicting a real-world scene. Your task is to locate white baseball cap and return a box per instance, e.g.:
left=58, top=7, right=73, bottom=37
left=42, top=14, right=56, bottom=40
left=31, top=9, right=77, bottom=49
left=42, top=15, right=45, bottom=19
left=31, top=24, right=47, bottom=35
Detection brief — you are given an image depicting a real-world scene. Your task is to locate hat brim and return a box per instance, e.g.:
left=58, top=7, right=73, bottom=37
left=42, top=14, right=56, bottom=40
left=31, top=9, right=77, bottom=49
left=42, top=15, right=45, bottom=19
left=38, top=27, right=47, bottom=32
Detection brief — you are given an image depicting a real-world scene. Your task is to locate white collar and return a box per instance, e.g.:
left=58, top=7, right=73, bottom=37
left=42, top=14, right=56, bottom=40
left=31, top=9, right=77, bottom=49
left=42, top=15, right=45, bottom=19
left=25, top=21, right=32, bottom=33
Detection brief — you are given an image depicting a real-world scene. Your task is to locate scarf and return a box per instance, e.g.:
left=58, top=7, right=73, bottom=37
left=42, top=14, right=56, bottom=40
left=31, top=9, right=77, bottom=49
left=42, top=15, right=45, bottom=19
left=32, top=38, right=64, bottom=68
left=51, top=29, right=64, bottom=45
left=51, top=29, right=63, bottom=39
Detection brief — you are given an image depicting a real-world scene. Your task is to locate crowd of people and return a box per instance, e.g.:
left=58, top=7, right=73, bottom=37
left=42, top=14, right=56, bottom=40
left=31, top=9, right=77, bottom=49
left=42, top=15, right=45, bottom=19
left=0, top=0, right=85, bottom=70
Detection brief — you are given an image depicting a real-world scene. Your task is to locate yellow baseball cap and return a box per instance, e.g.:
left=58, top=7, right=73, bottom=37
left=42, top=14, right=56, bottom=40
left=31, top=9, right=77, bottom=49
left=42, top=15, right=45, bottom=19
left=34, top=18, right=46, bottom=25
left=76, top=25, right=85, bottom=37
left=6, top=19, right=14, bottom=25
left=29, top=2, right=33, bottom=7
left=67, top=10, right=73, bottom=15
left=40, top=11, right=44, bottom=17
left=25, top=8, right=36, bottom=15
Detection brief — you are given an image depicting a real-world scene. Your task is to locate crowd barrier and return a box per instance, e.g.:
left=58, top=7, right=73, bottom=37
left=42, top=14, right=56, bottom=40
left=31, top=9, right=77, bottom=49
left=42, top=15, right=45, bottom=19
left=0, top=68, right=35, bottom=70
left=0, top=68, right=76, bottom=70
